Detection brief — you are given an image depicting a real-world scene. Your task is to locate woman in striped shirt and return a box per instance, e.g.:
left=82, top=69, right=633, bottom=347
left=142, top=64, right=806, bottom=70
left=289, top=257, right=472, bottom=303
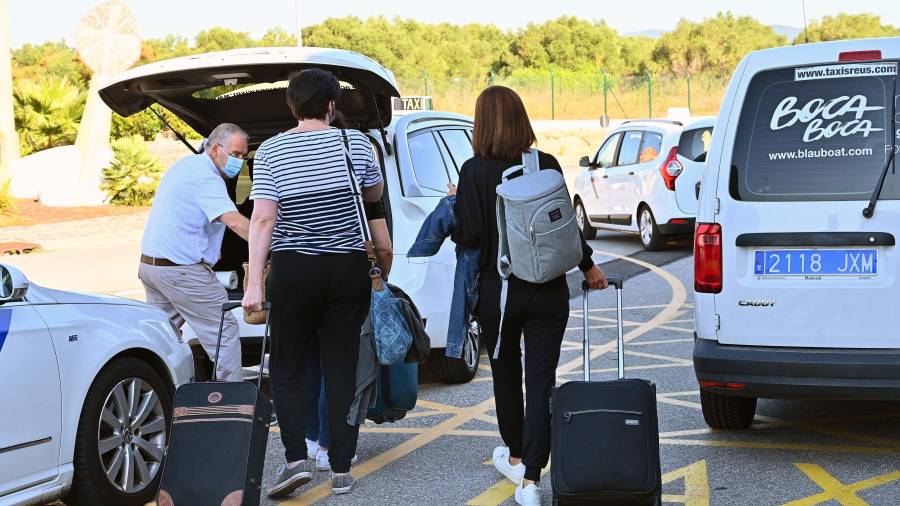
left=243, top=69, right=383, bottom=498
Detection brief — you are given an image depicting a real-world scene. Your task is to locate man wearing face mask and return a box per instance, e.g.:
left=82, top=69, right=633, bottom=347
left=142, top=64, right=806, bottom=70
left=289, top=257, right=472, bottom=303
left=139, top=123, right=250, bottom=382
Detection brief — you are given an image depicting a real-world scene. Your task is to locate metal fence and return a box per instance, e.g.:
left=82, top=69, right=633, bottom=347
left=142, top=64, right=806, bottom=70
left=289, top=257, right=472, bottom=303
left=396, top=72, right=730, bottom=120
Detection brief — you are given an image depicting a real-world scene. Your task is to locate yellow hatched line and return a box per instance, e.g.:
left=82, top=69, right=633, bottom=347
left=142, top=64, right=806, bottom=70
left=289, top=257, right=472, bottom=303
left=281, top=398, right=496, bottom=505
left=783, top=464, right=900, bottom=506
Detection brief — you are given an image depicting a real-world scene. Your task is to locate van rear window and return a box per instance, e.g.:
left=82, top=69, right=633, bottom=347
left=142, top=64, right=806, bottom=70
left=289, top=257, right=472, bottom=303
left=731, top=62, right=899, bottom=201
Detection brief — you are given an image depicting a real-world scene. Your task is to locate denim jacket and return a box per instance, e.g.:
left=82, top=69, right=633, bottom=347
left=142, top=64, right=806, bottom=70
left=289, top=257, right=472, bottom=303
left=407, top=196, right=479, bottom=359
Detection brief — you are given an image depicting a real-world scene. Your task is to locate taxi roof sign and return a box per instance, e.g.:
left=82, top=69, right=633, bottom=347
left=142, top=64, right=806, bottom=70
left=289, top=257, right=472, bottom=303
left=392, top=96, right=433, bottom=112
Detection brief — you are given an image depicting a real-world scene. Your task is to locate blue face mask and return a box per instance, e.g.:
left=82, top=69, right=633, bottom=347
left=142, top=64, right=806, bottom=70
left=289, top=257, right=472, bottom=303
left=221, top=154, right=244, bottom=178
left=215, top=143, right=244, bottom=178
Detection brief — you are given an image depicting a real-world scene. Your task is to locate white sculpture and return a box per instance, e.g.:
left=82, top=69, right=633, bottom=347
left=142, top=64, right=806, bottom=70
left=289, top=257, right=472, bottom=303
left=37, top=0, right=141, bottom=206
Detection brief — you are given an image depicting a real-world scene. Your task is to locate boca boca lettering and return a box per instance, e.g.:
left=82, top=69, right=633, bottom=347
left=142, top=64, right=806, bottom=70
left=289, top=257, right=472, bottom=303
left=770, top=95, right=884, bottom=142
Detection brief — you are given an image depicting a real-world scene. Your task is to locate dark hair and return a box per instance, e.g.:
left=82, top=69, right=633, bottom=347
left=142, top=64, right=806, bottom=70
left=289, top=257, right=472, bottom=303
left=472, top=86, right=537, bottom=161
left=330, top=110, right=348, bottom=129
left=286, top=69, right=341, bottom=121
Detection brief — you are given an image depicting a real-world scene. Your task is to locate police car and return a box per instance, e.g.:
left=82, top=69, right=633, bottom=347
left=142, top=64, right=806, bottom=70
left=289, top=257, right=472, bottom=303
left=693, top=38, right=900, bottom=429
left=0, top=263, right=193, bottom=505
left=100, top=47, right=481, bottom=383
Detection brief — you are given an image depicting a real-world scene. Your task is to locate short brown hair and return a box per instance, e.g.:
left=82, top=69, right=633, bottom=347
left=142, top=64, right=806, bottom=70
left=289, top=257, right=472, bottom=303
left=472, top=86, right=537, bottom=161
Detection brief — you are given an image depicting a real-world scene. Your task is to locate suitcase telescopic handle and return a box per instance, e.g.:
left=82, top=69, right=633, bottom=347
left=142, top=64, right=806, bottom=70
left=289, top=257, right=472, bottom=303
left=213, top=302, right=272, bottom=383
left=581, top=278, right=624, bottom=382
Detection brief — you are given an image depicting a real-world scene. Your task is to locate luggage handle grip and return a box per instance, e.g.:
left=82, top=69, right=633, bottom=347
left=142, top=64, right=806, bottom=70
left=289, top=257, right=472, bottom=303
left=213, top=302, right=272, bottom=385
left=582, top=278, right=623, bottom=290
left=580, top=278, right=625, bottom=381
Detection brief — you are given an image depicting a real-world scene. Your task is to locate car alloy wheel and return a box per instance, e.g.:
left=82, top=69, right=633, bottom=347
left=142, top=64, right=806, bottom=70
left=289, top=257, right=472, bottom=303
left=640, top=208, right=654, bottom=246
left=576, top=202, right=586, bottom=231
left=98, top=377, right=167, bottom=494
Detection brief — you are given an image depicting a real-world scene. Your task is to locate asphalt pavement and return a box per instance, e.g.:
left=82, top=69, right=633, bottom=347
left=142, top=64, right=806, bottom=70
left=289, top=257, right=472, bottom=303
left=252, top=232, right=900, bottom=506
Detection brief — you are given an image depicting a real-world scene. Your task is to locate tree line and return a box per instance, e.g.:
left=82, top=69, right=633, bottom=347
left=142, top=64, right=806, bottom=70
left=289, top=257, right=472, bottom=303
left=10, top=12, right=900, bottom=154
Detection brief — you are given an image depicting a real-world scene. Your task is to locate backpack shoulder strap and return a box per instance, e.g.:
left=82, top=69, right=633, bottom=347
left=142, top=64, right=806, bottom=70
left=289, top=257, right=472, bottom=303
left=522, top=149, right=540, bottom=174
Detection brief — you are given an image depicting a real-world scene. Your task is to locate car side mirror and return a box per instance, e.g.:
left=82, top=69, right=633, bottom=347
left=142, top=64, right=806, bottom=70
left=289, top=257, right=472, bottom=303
left=0, top=264, right=29, bottom=303
left=579, top=156, right=593, bottom=169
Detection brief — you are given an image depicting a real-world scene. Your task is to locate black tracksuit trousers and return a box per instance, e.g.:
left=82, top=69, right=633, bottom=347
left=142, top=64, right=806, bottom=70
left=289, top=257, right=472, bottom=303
left=267, top=250, right=371, bottom=473
left=478, top=271, right=569, bottom=482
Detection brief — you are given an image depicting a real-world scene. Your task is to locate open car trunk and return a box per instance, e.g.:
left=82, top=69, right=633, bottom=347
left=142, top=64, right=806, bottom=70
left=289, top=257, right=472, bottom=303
left=100, top=46, right=400, bottom=299
left=98, top=46, right=400, bottom=148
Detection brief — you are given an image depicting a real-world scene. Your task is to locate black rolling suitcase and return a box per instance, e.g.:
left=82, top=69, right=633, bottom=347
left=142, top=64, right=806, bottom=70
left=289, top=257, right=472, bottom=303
left=157, top=302, right=272, bottom=506
left=551, top=279, right=662, bottom=505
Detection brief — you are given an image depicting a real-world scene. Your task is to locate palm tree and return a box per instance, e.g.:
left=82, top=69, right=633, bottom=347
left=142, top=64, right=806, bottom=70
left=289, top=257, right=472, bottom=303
left=13, top=76, right=85, bottom=155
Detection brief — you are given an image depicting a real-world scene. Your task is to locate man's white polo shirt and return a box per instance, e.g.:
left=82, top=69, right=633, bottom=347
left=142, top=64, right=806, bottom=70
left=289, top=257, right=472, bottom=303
left=141, top=153, right=237, bottom=266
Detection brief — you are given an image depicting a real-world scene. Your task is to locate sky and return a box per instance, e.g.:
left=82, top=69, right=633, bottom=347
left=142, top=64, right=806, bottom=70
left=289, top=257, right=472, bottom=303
left=7, top=0, right=900, bottom=48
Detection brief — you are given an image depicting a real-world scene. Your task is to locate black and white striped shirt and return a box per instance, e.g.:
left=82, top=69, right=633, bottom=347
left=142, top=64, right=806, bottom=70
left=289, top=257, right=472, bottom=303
left=250, top=129, right=382, bottom=254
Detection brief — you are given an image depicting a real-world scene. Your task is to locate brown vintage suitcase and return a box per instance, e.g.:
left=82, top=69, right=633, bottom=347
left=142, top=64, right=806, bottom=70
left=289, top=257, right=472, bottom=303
left=157, top=302, right=272, bottom=506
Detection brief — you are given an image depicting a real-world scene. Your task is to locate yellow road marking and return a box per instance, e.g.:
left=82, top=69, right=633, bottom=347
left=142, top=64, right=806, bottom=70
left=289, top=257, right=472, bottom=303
left=281, top=398, right=495, bottom=505
left=783, top=464, right=900, bottom=506
left=662, top=460, right=710, bottom=506
left=467, top=460, right=552, bottom=506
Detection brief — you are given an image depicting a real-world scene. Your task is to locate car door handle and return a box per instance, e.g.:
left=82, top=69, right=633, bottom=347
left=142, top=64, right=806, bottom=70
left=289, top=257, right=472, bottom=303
left=602, top=175, right=609, bottom=179
left=628, top=171, right=635, bottom=176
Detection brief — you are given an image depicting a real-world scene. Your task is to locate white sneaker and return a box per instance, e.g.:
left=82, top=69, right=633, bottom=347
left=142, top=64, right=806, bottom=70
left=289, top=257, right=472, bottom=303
left=514, top=482, right=541, bottom=506
left=316, top=450, right=358, bottom=471
left=306, top=439, right=319, bottom=460
left=492, top=446, right=525, bottom=485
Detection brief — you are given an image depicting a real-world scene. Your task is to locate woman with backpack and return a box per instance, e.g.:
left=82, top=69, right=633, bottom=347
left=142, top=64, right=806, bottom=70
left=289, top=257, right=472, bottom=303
left=452, top=86, right=608, bottom=506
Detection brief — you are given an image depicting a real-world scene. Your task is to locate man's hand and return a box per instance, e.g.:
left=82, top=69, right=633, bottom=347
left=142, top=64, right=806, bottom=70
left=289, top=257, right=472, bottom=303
left=242, top=284, right=264, bottom=313
left=583, top=265, right=609, bottom=290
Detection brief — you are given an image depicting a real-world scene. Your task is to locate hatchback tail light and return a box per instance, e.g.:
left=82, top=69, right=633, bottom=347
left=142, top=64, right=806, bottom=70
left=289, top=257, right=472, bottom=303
left=695, top=223, right=722, bottom=293
left=699, top=380, right=745, bottom=390
left=659, top=147, right=683, bottom=191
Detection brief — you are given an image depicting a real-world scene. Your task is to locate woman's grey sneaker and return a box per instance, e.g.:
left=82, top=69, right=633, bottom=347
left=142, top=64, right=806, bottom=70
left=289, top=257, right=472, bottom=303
left=267, top=460, right=313, bottom=498
left=331, top=472, right=354, bottom=494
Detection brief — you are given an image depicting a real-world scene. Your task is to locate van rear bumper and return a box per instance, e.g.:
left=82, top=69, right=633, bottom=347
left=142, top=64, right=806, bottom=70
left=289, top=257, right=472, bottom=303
left=693, top=337, right=900, bottom=400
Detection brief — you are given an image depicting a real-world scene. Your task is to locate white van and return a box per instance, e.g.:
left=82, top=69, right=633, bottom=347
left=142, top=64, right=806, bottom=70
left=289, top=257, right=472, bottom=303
left=100, top=47, right=480, bottom=383
left=693, top=38, right=900, bottom=429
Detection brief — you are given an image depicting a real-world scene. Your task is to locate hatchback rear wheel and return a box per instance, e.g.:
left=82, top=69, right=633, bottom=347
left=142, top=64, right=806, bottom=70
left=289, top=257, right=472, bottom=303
left=700, top=388, right=757, bottom=430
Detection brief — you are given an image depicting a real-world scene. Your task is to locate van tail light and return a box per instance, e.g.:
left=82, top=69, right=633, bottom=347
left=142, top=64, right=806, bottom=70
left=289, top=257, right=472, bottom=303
left=695, top=223, right=722, bottom=293
left=839, top=50, right=882, bottom=62
left=699, top=380, right=745, bottom=389
left=659, top=147, right=683, bottom=191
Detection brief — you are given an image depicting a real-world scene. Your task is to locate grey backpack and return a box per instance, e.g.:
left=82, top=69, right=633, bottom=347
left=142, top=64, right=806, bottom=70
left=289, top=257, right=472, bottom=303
left=492, top=150, right=583, bottom=357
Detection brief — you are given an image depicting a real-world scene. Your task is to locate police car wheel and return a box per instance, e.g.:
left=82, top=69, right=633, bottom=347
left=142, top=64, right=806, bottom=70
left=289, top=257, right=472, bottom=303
left=67, top=358, right=172, bottom=506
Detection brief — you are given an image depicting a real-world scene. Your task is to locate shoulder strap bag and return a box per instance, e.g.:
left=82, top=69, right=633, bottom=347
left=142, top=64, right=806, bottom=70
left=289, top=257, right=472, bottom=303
left=339, top=130, right=413, bottom=365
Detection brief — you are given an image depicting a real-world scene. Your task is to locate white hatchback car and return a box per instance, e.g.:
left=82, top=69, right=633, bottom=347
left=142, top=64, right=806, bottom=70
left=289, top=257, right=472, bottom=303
left=572, top=118, right=714, bottom=250
left=0, top=263, right=194, bottom=505
left=100, top=47, right=481, bottom=384
left=694, top=38, right=900, bottom=429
